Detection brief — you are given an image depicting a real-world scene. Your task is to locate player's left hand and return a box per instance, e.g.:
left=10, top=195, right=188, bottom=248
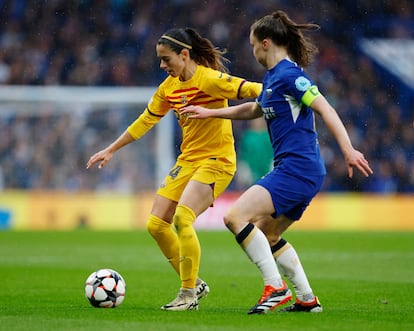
left=345, top=150, right=373, bottom=178
left=180, top=105, right=211, bottom=119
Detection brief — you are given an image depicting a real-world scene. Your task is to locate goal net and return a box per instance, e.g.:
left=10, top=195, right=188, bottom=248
left=0, top=86, right=175, bottom=193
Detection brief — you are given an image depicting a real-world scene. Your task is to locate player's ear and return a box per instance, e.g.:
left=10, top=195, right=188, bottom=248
left=180, top=48, right=190, bottom=60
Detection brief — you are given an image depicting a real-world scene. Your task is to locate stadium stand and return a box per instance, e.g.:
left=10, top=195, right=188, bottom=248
left=0, top=0, right=413, bottom=193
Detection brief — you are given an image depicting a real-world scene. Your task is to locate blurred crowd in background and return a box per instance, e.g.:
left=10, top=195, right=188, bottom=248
left=0, top=0, right=413, bottom=193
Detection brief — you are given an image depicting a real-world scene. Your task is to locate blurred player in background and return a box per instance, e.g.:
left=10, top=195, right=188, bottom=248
left=87, top=27, right=262, bottom=311
left=181, top=11, right=373, bottom=314
left=236, top=117, right=273, bottom=188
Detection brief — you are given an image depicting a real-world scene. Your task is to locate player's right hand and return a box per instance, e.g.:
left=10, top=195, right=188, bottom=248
left=86, top=150, right=112, bottom=169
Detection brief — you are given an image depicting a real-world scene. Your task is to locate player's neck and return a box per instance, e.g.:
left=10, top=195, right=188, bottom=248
left=179, top=62, right=198, bottom=81
left=266, top=47, right=288, bottom=70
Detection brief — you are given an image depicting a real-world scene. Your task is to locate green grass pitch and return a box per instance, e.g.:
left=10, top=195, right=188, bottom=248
left=0, top=230, right=413, bottom=331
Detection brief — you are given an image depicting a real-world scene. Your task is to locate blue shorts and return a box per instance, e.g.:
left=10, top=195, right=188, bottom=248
left=256, top=168, right=325, bottom=221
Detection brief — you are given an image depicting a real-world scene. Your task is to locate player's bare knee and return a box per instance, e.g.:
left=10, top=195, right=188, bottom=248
left=223, top=214, right=232, bottom=229
left=223, top=209, right=233, bottom=227
left=223, top=208, right=241, bottom=233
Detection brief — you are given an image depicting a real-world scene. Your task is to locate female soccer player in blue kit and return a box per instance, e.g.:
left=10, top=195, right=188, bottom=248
left=181, top=11, right=373, bottom=314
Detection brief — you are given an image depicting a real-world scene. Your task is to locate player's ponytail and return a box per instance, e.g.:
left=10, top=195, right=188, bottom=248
left=158, top=28, right=229, bottom=73
left=184, top=28, right=229, bottom=72
left=251, top=10, right=319, bottom=67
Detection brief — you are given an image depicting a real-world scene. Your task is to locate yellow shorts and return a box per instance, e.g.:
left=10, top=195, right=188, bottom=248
left=157, top=158, right=236, bottom=202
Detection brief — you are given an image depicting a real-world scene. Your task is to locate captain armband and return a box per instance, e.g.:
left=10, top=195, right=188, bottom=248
left=301, top=85, right=321, bottom=107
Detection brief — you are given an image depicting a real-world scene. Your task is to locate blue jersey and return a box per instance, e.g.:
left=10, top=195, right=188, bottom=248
left=257, top=58, right=326, bottom=176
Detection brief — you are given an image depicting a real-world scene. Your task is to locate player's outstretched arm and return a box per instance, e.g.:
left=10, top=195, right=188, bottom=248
left=86, top=130, right=135, bottom=169
left=181, top=101, right=262, bottom=120
left=311, top=95, right=373, bottom=178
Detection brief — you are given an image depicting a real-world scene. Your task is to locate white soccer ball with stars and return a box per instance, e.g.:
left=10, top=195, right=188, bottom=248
left=85, top=268, right=126, bottom=308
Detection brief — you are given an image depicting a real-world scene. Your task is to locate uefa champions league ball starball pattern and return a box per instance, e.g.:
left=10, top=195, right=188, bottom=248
left=85, top=268, right=126, bottom=308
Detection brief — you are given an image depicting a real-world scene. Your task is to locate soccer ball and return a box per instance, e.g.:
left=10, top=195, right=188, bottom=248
left=84, top=268, right=126, bottom=308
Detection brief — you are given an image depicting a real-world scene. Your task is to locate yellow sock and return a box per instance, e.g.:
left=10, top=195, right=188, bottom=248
left=146, top=214, right=180, bottom=275
left=173, top=204, right=200, bottom=289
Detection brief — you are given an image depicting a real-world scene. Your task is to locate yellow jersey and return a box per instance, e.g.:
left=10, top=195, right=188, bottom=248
left=127, top=65, right=262, bottom=164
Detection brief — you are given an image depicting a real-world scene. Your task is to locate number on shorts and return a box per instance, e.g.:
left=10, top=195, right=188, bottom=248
left=169, top=165, right=182, bottom=179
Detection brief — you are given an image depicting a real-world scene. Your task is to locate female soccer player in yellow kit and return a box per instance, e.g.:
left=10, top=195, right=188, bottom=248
left=87, top=28, right=262, bottom=311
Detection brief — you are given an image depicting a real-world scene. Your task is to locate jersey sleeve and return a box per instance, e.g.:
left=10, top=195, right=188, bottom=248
left=126, top=84, right=169, bottom=140
left=286, top=70, right=318, bottom=106
left=257, top=88, right=264, bottom=107
left=238, top=80, right=262, bottom=99
left=127, top=108, right=163, bottom=140
left=201, top=68, right=262, bottom=100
